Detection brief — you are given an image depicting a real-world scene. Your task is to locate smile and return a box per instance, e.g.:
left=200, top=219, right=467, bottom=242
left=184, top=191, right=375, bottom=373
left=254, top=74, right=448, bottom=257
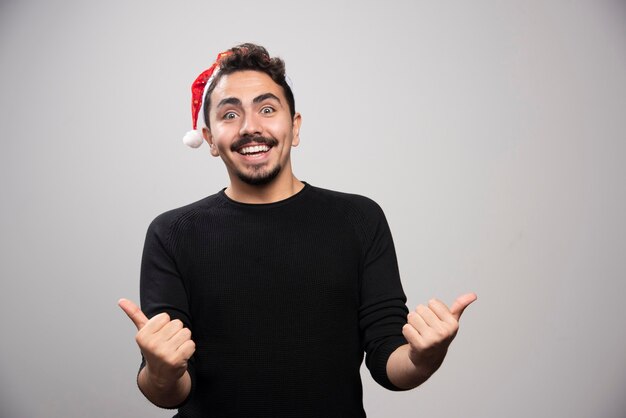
left=238, top=144, right=271, bottom=155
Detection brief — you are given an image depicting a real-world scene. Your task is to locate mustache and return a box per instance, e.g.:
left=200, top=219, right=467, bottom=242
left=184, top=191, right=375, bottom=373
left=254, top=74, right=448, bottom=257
left=231, top=135, right=278, bottom=152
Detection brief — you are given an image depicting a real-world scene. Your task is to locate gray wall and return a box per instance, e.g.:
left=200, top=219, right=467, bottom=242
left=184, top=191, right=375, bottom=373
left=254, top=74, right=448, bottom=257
left=1, top=1, right=625, bottom=417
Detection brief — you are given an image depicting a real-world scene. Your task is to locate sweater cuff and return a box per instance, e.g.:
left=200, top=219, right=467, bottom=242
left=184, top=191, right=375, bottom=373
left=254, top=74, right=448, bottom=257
left=369, top=336, right=408, bottom=391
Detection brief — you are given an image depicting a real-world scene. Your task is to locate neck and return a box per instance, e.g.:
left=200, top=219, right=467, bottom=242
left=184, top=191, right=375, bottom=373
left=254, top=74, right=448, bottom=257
left=225, top=170, right=304, bottom=204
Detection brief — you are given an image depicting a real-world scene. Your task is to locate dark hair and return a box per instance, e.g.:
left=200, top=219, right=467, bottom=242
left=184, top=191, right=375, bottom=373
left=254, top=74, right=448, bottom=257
left=203, top=43, right=296, bottom=129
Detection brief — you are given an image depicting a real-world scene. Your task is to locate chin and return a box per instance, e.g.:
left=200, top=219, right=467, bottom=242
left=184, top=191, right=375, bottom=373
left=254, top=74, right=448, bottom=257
left=237, top=165, right=281, bottom=186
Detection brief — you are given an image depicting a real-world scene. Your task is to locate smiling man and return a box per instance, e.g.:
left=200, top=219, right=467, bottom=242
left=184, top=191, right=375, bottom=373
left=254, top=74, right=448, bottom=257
left=205, top=69, right=302, bottom=199
left=119, top=43, right=476, bottom=418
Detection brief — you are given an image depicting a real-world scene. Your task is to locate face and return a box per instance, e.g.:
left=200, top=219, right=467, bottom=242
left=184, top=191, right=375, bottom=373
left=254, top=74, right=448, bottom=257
left=203, top=70, right=301, bottom=187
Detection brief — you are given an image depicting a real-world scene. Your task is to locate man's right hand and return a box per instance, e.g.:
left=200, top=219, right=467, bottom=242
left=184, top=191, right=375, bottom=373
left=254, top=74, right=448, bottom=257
left=118, top=298, right=195, bottom=400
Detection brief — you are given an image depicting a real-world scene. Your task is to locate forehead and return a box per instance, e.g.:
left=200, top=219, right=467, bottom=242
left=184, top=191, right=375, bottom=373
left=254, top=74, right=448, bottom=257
left=211, top=70, right=285, bottom=103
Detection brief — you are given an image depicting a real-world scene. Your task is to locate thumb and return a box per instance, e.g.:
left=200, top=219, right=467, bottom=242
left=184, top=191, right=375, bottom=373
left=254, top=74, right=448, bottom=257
left=118, top=298, right=149, bottom=330
left=450, top=292, right=477, bottom=321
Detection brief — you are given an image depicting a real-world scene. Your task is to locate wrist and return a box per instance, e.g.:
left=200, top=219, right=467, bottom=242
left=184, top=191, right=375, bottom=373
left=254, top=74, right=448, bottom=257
left=138, top=367, right=191, bottom=408
left=143, top=365, right=182, bottom=391
left=408, top=346, right=447, bottom=377
left=387, top=344, right=447, bottom=390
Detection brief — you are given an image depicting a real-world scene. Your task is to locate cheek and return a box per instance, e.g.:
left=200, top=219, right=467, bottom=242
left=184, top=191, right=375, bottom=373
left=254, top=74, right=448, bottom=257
left=211, top=127, right=235, bottom=148
left=265, top=118, right=293, bottom=140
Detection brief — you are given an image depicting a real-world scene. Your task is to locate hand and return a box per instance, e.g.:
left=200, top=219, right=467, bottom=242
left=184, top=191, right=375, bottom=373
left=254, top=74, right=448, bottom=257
left=402, top=292, right=477, bottom=375
left=118, top=298, right=195, bottom=391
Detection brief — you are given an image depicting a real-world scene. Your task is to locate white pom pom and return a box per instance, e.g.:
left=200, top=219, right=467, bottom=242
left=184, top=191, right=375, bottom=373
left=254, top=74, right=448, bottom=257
left=182, top=130, right=204, bottom=148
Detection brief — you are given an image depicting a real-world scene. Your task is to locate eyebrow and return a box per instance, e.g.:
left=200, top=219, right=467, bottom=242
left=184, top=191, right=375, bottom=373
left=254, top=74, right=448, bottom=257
left=253, top=93, right=282, bottom=105
left=216, top=93, right=282, bottom=110
left=216, top=97, right=242, bottom=109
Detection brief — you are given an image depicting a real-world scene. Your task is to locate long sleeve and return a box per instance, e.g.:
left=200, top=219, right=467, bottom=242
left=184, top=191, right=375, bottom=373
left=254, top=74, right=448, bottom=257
left=139, top=211, right=196, bottom=408
left=353, top=198, right=409, bottom=390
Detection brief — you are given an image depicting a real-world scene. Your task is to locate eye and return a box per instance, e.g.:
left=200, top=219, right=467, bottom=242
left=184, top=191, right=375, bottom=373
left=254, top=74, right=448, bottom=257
left=223, top=111, right=237, bottom=120
left=260, top=106, right=274, bottom=115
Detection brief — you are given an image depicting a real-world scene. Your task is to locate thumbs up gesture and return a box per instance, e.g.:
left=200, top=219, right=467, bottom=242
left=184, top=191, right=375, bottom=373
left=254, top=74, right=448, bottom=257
left=118, top=298, right=195, bottom=406
left=402, top=293, right=477, bottom=373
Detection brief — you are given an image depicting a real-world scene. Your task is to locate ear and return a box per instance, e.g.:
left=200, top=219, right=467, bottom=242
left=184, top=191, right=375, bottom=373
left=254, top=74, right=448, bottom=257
left=291, top=113, right=302, bottom=147
left=202, top=128, right=220, bottom=157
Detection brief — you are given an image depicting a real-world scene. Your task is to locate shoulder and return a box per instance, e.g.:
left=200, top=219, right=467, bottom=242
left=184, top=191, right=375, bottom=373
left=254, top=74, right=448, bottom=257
left=306, top=185, right=390, bottom=245
left=307, top=184, right=386, bottom=220
left=307, top=185, right=395, bottom=257
left=146, top=192, right=225, bottom=236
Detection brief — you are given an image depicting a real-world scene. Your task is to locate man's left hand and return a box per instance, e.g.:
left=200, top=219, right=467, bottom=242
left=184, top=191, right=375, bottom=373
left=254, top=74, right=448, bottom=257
left=402, top=292, right=477, bottom=377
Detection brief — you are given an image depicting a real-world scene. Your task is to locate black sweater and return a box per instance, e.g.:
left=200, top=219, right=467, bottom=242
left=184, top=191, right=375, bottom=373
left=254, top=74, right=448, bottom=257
left=139, top=184, right=409, bottom=417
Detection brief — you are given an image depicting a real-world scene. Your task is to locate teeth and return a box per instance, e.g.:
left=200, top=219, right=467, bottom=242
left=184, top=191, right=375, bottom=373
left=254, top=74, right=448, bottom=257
left=239, top=145, right=270, bottom=155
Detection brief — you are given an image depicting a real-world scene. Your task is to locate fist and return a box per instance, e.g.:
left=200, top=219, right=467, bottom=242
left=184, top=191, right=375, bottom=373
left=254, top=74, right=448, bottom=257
left=119, top=298, right=195, bottom=389
left=402, top=293, right=476, bottom=370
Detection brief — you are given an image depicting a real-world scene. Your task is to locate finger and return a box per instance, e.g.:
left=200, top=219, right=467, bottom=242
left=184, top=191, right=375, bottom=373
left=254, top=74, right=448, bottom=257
left=412, top=304, right=453, bottom=341
left=177, top=339, right=196, bottom=360
left=414, top=304, right=441, bottom=328
left=118, top=298, right=149, bottom=330
left=450, top=292, right=478, bottom=321
left=168, top=327, right=192, bottom=349
left=140, top=312, right=171, bottom=334
left=158, top=319, right=185, bottom=341
left=428, top=299, right=456, bottom=325
left=402, top=323, right=424, bottom=349
left=407, top=311, right=429, bottom=335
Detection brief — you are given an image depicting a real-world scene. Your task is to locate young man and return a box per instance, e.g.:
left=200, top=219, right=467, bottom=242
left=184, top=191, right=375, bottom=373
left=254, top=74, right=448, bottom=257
left=119, top=43, right=476, bottom=418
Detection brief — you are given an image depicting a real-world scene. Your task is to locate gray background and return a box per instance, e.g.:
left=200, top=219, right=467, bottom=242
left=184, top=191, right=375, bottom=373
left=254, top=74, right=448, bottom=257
left=1, top=0, right=625, bottom=417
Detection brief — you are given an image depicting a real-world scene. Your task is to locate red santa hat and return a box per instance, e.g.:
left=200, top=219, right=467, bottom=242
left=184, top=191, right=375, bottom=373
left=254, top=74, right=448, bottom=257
left=182, top=51, right=232, bottom=148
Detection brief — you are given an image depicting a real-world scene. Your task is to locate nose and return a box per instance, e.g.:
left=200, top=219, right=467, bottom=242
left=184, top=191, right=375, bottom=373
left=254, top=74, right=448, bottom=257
left=239, top=112, right=262, bottom=136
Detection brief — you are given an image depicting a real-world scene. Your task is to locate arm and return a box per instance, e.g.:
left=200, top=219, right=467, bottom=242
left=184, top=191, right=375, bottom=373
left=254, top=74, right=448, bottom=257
left=351, top=196, right=476, bottom=390
left=119, top=298, right=195, bottom=408
left=386, top=293, right=477, bottom=389
left=128, top=212, right=197, bottom=407
left=354, top=198, right=411, bottom=390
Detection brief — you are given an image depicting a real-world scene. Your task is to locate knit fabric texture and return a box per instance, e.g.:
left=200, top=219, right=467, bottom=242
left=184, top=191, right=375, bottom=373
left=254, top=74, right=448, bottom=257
left=139, top=183, right=409, bottom=417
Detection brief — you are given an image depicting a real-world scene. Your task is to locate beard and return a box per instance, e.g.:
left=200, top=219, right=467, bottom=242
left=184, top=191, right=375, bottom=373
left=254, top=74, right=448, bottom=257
left=236, top=163, right=281, bottom=186
left=230, top=135, right=282, bottom=186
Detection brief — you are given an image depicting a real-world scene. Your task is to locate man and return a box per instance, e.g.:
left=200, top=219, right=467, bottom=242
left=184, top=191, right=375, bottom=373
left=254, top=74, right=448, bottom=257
left=119, top=43, right=476, bottom=417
